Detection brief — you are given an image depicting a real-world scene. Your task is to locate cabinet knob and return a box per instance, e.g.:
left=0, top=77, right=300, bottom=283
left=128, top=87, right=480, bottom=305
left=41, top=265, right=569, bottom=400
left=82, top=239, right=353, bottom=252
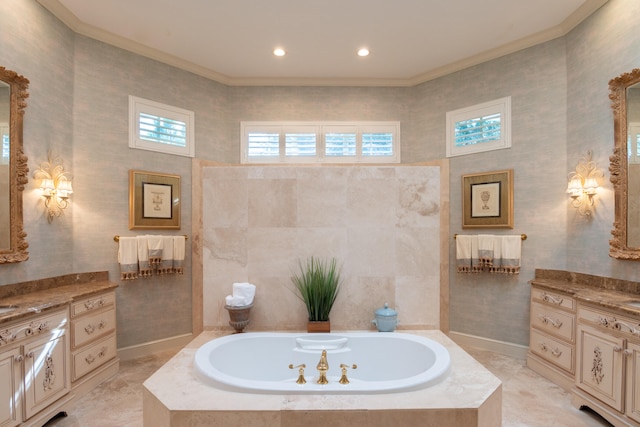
left=15, top=355, right=23, bottom=363
left=26, top=351, right=34, bottom=358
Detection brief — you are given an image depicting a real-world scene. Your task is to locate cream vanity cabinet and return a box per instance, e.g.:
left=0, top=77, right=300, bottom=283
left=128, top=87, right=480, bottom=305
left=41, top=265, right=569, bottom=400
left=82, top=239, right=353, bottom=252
left=573, top=303, right=640, bottom=426
left=527, top=286, right=576, bottom=391
left=70, top=291, right=117, bottom=391
left=0, top=308, right=71, bottom=427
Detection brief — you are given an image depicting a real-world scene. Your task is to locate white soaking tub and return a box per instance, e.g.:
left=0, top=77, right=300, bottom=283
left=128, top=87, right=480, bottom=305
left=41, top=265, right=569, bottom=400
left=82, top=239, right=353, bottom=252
left=193, top=332, right=451, bottom=394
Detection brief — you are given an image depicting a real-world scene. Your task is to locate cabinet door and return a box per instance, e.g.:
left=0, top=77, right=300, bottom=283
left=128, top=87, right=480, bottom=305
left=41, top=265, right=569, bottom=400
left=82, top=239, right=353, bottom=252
left=0, top=347, right=22, bottom=427
left=576, top=324, right=625, bottom=412
left=627, top=342, right=640, bottom=423
left=23, top=332, right=70, bottom=420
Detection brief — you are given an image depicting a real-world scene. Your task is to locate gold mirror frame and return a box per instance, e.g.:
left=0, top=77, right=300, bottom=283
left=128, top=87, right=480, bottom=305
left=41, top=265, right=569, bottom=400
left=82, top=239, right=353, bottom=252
left=609, top=68, right=640, bottom=260
left=0, top=66, right=29, bottom=263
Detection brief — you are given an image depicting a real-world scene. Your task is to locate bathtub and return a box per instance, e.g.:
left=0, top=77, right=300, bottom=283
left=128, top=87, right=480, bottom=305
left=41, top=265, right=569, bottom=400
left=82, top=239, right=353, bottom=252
left=193, top=332, right=451, bottom=394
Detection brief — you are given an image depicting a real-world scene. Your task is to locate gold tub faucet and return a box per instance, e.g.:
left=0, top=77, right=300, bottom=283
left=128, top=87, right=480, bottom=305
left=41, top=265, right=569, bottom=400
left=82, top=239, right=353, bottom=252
left=316, top=350, right=329, bottom=384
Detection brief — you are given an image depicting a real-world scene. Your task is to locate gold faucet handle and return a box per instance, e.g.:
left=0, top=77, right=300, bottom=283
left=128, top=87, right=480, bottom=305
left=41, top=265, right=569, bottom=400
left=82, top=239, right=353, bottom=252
left=338, top=363, right=357, bottom=385
left=289, top=363, right=307, bottom=384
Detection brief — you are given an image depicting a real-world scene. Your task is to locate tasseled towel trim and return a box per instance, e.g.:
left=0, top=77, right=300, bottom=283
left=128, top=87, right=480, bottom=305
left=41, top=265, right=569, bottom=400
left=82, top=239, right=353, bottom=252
left=456, top=234, right=521, bottom=275
left=117, top=235, right=187, bottom=280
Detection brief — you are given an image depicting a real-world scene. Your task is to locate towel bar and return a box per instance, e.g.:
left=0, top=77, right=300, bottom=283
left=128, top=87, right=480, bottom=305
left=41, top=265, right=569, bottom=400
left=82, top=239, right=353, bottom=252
left=113, top=235, right=188, bottom=242
left=454, top=233, right=527, bottom=241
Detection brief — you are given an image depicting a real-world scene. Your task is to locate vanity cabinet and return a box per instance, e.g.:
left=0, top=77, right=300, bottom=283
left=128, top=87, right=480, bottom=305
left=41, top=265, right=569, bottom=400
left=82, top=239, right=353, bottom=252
left=574, top=303, right=640, bottom=426
left=0, top=309, right=70, bottom=427
left=527, top=286, right=576, bottom=390
left=70, top=291, right=117, bottom=388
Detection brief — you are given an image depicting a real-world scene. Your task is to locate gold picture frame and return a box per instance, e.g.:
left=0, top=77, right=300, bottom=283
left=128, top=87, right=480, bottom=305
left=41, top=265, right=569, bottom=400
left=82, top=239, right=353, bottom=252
left=129, top=170, right=181, bottom=230
left=462, top=169, right=513, bottom=229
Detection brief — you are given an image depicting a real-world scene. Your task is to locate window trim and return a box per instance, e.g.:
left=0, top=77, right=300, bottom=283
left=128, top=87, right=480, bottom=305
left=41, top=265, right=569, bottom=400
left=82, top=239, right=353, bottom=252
left=129, top=95, right=195, bottom=157
left=446, top=96, right=511, bottom=158
left=241, top=121, right=400, bottom=164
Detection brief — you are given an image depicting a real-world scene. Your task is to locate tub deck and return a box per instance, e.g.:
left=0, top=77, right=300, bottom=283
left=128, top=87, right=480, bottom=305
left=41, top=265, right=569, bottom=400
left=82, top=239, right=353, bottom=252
left=143, top=330, right=502, bottom=427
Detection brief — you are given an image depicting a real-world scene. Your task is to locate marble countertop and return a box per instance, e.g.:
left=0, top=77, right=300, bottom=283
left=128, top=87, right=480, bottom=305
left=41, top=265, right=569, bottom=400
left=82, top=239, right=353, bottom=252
left=531, top=274, right=640, bottom=318
left=0, top=278, right=117, bottom=325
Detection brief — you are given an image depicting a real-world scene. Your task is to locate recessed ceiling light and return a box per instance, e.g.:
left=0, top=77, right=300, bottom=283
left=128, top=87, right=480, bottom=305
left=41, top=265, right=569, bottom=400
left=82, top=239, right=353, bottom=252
left=357, top=48, right=370, bottom=57
left=273, top=48, right=286, bottom=57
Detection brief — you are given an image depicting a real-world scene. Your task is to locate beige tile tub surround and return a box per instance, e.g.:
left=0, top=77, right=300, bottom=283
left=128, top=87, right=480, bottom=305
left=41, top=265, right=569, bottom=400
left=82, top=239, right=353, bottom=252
left=192, top=161, right=450, bottom=335
left=142, top=330, right=501, bottom=427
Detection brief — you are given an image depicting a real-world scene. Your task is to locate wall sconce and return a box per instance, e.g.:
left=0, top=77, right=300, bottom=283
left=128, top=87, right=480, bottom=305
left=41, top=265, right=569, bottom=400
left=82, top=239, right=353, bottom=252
left=33, top=154, right=73, bottom=223
left=567, top=150, right=604, bottom=216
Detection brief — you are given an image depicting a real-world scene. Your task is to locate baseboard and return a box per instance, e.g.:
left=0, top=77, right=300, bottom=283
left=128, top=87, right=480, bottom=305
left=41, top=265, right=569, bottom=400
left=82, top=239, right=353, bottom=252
left=448, top=331, right=529, bottom=360
left=117, top=333, right=194, bottom=361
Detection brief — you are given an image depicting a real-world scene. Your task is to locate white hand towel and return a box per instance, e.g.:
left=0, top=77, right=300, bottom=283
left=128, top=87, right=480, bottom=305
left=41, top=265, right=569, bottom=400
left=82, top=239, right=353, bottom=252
left=136, top=235, right=152, bottom=278
left=173, top=236, right=185, bottom=274
left=118, top=237, right=138, bottom=280
left=146, top=235, right=163, bottom=266
left=501, top=235, right=522, bottom=274
left=456, top=235, right=475, bottom=273
left=477, top=234, right=495, bottom=268
left=158, top=235, right=174, bottom=274
left=489, top=235, right=503, bottom=273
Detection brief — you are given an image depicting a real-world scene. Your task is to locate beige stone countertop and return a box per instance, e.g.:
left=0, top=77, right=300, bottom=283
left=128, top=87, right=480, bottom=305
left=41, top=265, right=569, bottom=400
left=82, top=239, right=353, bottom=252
left=0, top=280, right=117, bottom=324
left=530, top=277, right=640, bottom=318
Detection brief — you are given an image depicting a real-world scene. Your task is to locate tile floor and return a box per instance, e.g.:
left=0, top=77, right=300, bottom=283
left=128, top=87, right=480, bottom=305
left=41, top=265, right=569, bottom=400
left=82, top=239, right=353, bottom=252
left=45, top=345, right=612, bottom=427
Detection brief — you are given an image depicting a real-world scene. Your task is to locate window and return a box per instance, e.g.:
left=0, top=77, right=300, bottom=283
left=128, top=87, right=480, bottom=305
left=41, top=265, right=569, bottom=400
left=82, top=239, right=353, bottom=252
left=241, top=121, right=400, bottom=163
left=129, top=95, right=195, bottom=157
left=446, top=96, right=511, bottom=157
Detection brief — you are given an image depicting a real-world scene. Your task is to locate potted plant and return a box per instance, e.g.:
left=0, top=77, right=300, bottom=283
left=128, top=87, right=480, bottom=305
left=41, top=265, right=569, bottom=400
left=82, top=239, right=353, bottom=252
left=291, top=256, right=342, bottom=332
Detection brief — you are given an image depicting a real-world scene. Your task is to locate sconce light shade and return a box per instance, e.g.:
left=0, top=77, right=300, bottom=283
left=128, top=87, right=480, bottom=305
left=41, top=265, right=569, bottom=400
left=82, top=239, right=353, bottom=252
left=567, top=151, right=604, bottom=217
left=33, top=154, right=73, bottom=223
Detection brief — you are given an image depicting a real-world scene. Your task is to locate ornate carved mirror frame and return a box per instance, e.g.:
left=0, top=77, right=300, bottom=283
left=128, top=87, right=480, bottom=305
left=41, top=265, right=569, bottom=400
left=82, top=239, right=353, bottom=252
left=0, top=66, right=29, bottom=263
left=609, top=68, right=640, bottom=260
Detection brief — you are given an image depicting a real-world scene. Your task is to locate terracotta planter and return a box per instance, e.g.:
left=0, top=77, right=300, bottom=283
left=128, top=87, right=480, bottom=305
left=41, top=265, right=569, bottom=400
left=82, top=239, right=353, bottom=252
left=307, top=320, right=330, bottom=333
left=224, top=304, right=253, bottom=333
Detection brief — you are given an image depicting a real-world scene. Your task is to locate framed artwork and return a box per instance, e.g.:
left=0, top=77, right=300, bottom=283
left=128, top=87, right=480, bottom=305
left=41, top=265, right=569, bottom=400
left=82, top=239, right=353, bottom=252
left=462, top=169, right=513, bottom=229
left=129, top=170, right=181, bottom=229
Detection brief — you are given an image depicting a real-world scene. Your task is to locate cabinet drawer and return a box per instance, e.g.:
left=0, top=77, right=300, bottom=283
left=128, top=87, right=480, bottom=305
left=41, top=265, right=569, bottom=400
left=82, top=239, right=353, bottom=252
left=72, top=334, right=116, bottom=381
left=578, top=305, right=640, bottom=341
left=531, top=287, right=575, bottom=311
left=0, top=309, right=68, bottom=348
left=530, top=329, right=574, bottom=373
left=71, top=292, right=115, bottom=318
left=531, top=302, right=575, bottom=342
left=71, top=308, right=115, bottom=349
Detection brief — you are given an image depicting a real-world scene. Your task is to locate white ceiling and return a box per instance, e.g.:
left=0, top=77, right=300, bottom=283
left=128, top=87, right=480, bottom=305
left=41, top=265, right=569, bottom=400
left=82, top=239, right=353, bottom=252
left=37, top=0, right=607, bottom=87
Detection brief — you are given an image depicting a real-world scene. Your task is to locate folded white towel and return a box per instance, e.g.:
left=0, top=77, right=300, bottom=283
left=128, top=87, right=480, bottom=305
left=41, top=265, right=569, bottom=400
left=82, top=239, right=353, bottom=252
left=146, top=235, right=163, bottom=266
left=118, top=237, right=138, bottom=280
left=173, top=236, right=185, bottom=274
left=225, top=282, right=256, bottom=306
left=136, top=235, right=152, bottom=278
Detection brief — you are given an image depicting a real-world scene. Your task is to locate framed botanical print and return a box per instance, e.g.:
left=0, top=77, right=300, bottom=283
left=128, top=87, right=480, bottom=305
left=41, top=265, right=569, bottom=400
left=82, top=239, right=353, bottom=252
left=462, top=169, right=513, bottom=228
left=129, top=170, right=181, bottom=229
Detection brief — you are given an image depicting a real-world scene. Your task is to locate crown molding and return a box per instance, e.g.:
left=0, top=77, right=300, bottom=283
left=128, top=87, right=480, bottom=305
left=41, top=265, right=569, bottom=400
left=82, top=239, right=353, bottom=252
left=37, top=0, right=608, bottom=88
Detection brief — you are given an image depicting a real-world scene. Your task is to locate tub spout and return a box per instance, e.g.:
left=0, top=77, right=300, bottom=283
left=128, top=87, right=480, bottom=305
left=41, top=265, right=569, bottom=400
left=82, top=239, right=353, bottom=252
left=316, top=350, right=329, bottom=384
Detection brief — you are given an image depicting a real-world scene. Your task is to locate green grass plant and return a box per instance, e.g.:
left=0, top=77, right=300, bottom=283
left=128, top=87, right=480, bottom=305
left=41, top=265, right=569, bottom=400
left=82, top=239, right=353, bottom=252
left=291, top=256, right=342, bottom=322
